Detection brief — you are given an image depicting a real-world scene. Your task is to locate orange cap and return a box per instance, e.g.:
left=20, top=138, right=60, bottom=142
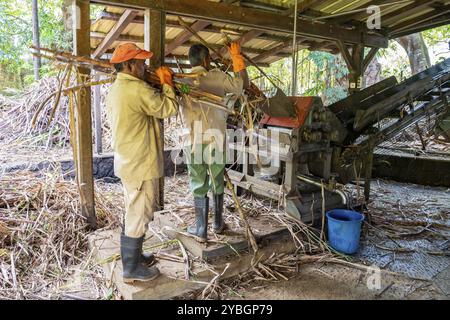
left=110, top=43, right=153, bottom=63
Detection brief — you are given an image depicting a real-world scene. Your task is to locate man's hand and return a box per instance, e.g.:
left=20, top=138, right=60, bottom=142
left=156, top=66, right=174, bottom=87
left=228, top=41, right=245, bottom=73
left=229, top=42, right=241, bottom=56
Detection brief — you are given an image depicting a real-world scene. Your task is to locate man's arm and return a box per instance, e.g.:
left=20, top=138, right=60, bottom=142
left=137, top=83, right=178, bottom=119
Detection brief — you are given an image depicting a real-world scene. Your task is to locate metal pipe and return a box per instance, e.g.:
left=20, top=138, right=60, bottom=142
left=297, top=174, right=348, bottom=205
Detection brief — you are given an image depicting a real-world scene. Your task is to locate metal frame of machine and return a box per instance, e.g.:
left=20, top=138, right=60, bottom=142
left=227, top=58, right=450, bottom=224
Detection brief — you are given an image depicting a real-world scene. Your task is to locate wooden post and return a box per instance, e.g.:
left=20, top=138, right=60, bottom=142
left=31, top=0, right=41, bottom=80
left=364, top=144, right=374, bottom=202
left=145, top=9, right=166, bottom=210
left=337, top=41, right=367, bottom=95
left=73, top=0, right=97, bottom=228
left=349, top=44, right=364, bottom=94
left=93, top=72, right=103, bottom=154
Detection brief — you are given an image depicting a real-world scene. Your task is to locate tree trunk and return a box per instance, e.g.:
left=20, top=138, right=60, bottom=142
left=363, top=55, right=381, bottom=88
left=32, top=0, right=41, bottom=81
left=395, top=33, right=430, bottom=75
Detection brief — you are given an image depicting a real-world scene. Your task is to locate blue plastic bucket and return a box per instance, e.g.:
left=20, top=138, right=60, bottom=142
left=326, top=209, right=364, bottom=254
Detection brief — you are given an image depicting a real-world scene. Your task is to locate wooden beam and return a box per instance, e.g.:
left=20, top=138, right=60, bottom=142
left=390, top=13, right=450, bottom=38
left=389, top=5, right=450, bottom=33
left=72, top=0, right=96, bottom=228
left=336, top=40, right=366, bottom=93
left=252, top=39, right=312, bottom=62
left=336, top=40, right=355, bottom=71
left=165, top=20, right=211, bottom=56
left=218, top=29, right=265, bottom=56
left=382, top=0, right=440, bottom=26
left=298, top=0, right=327, bottom=13
left=91, top=0, right=388, bottom=48
left=252, top=40, right=291, bottom=62
left=96, top=12, right=307, bottom=44
left=92, top=9, right=138, bottom=58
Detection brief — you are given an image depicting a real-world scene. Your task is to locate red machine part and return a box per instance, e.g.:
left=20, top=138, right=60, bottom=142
left=259, top=96, right=315, bottom=129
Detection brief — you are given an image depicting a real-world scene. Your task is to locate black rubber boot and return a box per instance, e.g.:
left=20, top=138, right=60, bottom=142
left=121, top=230, right=155, bottom=266
left=137, top=236, right=156, bottom=266
left=187, top=197, right=209, bottom=242
left=213, top=193, right=225, bottom=234
left=121, top=234, right=160, bottom=283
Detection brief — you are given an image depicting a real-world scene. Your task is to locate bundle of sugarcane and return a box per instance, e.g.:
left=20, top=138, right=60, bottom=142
left=30, top=46, right=240, bottom=117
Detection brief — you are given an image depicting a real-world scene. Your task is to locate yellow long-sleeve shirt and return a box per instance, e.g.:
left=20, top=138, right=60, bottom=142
left=106, top=72, right=178, bottom=181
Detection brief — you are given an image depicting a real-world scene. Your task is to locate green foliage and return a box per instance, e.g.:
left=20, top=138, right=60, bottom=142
left=423, top=25, right=450, bottom=47
left=0, top=0, right=71, bottom=89
left=378, top=41, right=411, bottom=81
left=249, top=50, right=348, bottom=105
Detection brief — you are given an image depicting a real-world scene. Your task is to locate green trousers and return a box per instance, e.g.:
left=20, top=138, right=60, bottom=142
left=186, top=144, right=225, bottom=197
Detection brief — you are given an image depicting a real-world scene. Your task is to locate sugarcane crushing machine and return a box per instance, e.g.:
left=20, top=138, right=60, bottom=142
left=227, top=58, right=450, bottom=224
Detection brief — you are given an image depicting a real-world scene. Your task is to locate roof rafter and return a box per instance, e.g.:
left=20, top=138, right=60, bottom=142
left=91, top=0, right=388, bottom=48
left=389, top=4, right=450, bottom=34
left=164, top=20, right=211, bottom=56
left=92, top=9, right=139, bottom=58
left=382, top=0, right=440, bottom=26
left=390, top=13, right=450, bottom=38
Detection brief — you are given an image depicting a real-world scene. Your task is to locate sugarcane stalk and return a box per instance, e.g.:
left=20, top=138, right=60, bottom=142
left=224, top=171, right=259, bottom=254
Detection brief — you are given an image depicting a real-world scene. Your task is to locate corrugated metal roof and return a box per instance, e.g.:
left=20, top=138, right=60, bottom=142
left=90, top=1, right=450, bottom=66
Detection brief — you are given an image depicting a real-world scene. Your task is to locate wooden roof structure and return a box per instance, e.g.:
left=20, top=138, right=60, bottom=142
left=90, top=0, right=450, bottom=68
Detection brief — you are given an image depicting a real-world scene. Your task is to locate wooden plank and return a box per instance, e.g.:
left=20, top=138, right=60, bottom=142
left=390, top=13, right=450, bottom=38
left=328, top=76, right=398, bottom=121
left=389, top=5, right=450, bottom=34
left=96, top=34, right=282, bottom=56
left=91, top=0, right=388, bottom=48
left=252, top=39, right=307, bottom=62
left=298, top=0, right=328, bottom=13
left=73, top=0, right=96, bottom=228
left=154, top=209, right=291, bottom=262
left=353, top=60, right=450, bottom=131
left=95, top=12, right=294, bottom=44
left=92, top=9, right=139, bottom=58
left=165, top=20, right=211, bottom=56
left=89, top=228, right=297, bottom=299
left=218, top=28, right=265, bottom=57
left=335, top=40, right=355, bottom=71
left=382, top=0, right=440, bottom=26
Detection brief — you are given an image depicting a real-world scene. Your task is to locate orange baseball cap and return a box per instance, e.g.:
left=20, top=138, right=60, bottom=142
left=110, top=43, right=153, bottom=63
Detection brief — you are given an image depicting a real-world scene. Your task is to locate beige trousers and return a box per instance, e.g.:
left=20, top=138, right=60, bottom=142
left=122, top=178, right=160, bottom=238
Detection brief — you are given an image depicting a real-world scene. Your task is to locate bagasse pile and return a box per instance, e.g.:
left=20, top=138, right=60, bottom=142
left=0, top=168, right=121, bottom=299
left=0, top=74, right=185, bottom=165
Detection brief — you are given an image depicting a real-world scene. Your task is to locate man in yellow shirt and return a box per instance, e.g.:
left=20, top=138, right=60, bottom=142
left=106, top=43, right=178, bottom=283
left=180, top=42, right=249, bottom=242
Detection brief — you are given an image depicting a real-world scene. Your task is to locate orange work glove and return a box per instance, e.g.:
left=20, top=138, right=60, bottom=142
left=155, top=66, right=174, bottom=87
left=228, top=41, right=246, bottom=73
